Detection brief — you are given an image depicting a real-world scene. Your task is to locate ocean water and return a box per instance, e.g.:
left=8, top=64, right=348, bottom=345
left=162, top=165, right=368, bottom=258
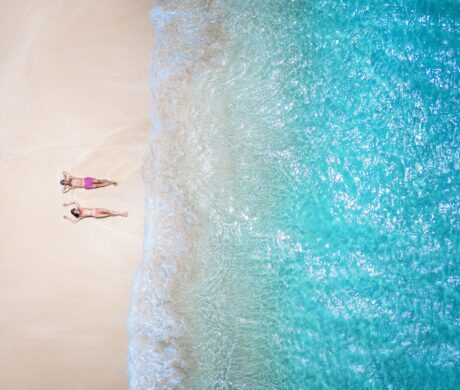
left=128, top=0, right=460, bottom=388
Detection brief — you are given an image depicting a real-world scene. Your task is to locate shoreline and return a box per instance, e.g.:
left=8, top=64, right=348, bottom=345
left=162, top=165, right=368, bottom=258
left=126, top=4, right=233, bottom=386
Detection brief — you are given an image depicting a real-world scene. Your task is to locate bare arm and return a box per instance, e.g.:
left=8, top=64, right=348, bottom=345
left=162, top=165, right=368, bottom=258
left=63, top=171, right=72, bottom=179
left=63, top=201, right=80, bottom=208
left=62, top=185, right=71, bottom=193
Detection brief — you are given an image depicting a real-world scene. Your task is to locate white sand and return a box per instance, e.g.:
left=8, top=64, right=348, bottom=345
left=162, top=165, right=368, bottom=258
left=0, top=1, right=153, bottom=388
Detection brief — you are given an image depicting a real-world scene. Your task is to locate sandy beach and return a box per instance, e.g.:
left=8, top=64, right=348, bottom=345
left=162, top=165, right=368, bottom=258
left=0, top=1, right=152, bottom=388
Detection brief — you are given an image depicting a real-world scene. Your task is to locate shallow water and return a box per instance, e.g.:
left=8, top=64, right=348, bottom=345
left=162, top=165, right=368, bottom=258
left=128, top=0, right=460, bottom=388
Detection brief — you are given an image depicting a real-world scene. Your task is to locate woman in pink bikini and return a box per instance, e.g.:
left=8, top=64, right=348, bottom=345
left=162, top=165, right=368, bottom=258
left=63, top=201, right=128, bottom=223
left=60, top=171, right=117, bottom=193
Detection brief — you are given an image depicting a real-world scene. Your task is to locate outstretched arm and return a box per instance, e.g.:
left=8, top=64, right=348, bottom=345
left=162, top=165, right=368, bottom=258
left=63, top=201, right=80, bottom=208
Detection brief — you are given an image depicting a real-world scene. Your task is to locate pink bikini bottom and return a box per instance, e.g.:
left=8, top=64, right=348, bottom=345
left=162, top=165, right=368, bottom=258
left=84, top=177, right=94, bottom=189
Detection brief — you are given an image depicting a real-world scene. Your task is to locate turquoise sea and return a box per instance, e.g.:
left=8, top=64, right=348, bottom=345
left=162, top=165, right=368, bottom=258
left=128, top=0, right=460, bottom=388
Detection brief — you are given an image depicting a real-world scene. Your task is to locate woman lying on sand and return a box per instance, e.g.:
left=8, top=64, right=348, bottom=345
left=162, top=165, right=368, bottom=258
left=60, top=171, right=117, bottom=192
left=63, top=202, right=128, bottom=223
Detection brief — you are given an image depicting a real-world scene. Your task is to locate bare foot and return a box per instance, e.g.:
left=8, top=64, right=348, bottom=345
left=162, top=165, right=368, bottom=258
left=122, top=212, right=128, bottom=217
left=112, top=181, right=118, bottom=186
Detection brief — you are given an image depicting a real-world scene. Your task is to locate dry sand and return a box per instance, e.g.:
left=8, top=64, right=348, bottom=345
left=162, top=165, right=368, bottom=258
left=0, top=1, right=153, bottom=388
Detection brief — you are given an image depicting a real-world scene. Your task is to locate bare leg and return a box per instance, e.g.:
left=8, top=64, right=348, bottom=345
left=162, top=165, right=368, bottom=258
left=108, top=209, right=128, bottom=217
left=92, top=179, right=118, bottom=188
left=94, top=208, right=128, bottom=218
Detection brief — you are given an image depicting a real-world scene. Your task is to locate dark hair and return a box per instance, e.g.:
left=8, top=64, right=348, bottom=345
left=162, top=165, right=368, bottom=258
left=60, top=179, right=65, bottom=185
left=71, top=208, right=80, bottom=218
